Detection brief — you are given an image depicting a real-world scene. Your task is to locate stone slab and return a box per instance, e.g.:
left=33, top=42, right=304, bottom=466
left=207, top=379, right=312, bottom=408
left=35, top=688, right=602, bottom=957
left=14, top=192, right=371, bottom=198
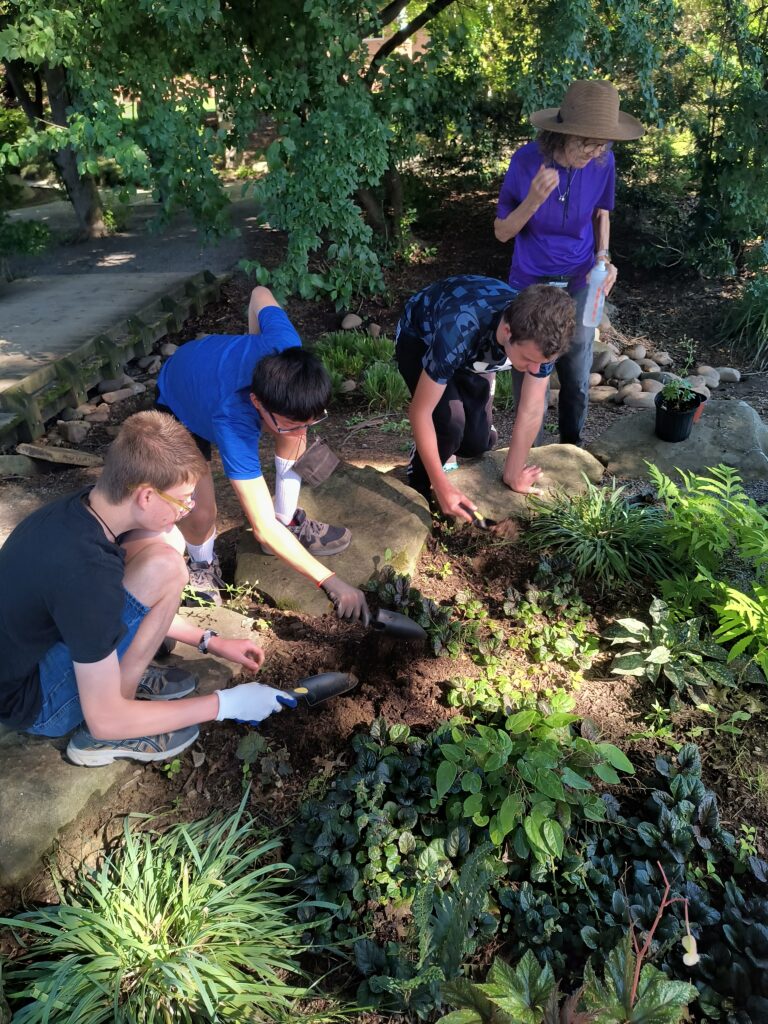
left=16, top=442, right=104, bottom=467
left=235, top=462, right=432, bottom=615
left=587, top=400, right=768, bottom=480
left=0, top=605, right=257, bottom=890
left=446, top=444, right=606, bottom=521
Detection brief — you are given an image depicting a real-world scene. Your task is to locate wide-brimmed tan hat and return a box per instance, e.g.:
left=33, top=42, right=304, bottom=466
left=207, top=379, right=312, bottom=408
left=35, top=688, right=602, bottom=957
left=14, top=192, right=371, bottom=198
left=530, top=80, right=644, bottom=141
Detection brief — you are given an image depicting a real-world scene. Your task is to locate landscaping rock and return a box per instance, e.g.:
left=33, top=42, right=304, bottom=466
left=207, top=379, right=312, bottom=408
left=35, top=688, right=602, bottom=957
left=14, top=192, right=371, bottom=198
left=85, top=406, right=110, bottom=424
left=591, top=347, right=613, bottom=373
left=625, top=343, right=647, bottom=361
left=588, top=372, right=603, bottom=387
left=685, top=375, right=707, bottom=391
left=611, top=359, right=642, bottom=382
left=102, top=387, right=135, bottom=404
left=367, top=322, right=382, bottom=338
left=695, top=365, right=720, bottom=389
left=640, top=371, right=680, bottom=384
left=236, top=463, right=431, bottom=615
left=549, top=370, right=560, bottom=389
left=716, top=366, right=741, bottom=383
left=589, top=385, right=619, bottom=403
left=0, top=606, right=258, bottom=890
left=138, top=355, right=162, bottom=374
left=693, top=384, right=711, bottom=400
left=639, top=359, right=660, bottom=372
left=75, top=402, right=100, bottom=416
left=587, top=400, right=768, bottom=480
left=59, top=406, right=84, bottom=422
left=641, top=379, right=664, bottom=394
left=653, top=351, right=673, bottom=367
left=129, top=381, right=147, bottom=395
left=339, top=379, right=357, bottom=393
left=624, top=393, right=658, bottom=409
left=97, top=373, right=131, bottom=394
left=341, top=313, right=363, bottom=330
left=616, top=381, right=642, bottom=403
left=0, top=455, right=42, bottom=479
left=57, top=420, right=92, bottom=445
left=15, top=443, right=103, bottom=468
left=160, top=342, right=179, bottom=356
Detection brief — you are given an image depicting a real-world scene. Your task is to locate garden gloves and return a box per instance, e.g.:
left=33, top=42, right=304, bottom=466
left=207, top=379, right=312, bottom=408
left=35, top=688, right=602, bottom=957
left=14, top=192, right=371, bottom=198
left=321, top=574, right=371, bottom=625
left=215, top=682, right=297, bottom=725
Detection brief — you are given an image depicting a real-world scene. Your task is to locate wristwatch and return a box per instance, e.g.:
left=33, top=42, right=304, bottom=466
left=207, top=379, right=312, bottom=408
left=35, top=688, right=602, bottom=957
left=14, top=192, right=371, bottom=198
left=197, top=629, right=220, bottom=653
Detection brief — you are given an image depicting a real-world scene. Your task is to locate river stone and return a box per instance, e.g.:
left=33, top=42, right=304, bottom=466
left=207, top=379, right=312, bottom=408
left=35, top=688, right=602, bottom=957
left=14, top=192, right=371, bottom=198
left=685, top=375, right=707, bottom=390
left=612, top=359, right=642, bottom=382
left=236, top=463, right=431, bottom=615
left=693, top=384, right=711, bottom=400
left=102, top=387, right=135, bottom=404
left=641, top=379, right=664, bottom=394
left=341, top=313, right=363, bottom=330
left=587, top=400, right=768, bottom=480
left=588, top=372, right=603, bottom=387
left=640, top=371, right=680, bottom=384
left=57, top=420, right=91, bottom=445
left=97, top=373, right=131, bottom=394
left=591, top=347, right=613, bottom=373
left=590, top=385, right=618, bottom=403
left=716, top=366, right=741, bottom=383
left=624, top=393, right=657, bottom=409
left=695, top=365, right=720, bottom=388
left=160, top=342, right=179, bottom=356
left=640, top=359, right=660, bottom=372
left=625, top=344, right=647, bottom=361
left=616, top=381, right=642, bottom=402
left=367, top=322, right=382, bottom=338
left=0, top=605, right=253, bottom=889
left=654, top=351, right=673, bottom=367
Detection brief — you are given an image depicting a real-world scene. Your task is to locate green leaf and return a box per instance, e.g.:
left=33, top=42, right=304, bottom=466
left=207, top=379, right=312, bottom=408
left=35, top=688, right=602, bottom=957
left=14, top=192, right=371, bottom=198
left=498, top=793, right=524, bottom=836
left=507, top=709, right=538, bottom=734
left=597, top=743, right=635, bottom=774
left=436, top=760, right=458, bottom=800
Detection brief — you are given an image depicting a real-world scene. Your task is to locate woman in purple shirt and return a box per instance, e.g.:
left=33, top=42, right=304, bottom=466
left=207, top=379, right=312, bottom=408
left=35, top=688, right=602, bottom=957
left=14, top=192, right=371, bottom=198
left=495, top=80, right=644, bottom=459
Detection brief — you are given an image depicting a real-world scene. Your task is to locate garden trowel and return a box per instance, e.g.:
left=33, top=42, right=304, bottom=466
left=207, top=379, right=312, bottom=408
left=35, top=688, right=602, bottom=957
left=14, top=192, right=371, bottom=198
left=281, top=671, right=359, bottom=707
left=370, top=607, right=427, bottom=641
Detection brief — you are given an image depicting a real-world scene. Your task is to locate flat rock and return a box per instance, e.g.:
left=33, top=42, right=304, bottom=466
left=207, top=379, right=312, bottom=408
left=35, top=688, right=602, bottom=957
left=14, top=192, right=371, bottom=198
left=102, top=387, right=135, bottom=404
left=341, top=313, right=363, bottom=330
left=590, top=385, right=618, bottom=402
left=716, top=366, right=741, bottom=383
left=445, top=444, right=604, bottom=521
left=0, top=605, right=253, bottom=890
left=85, top=409, right=110, bottom=424
left=587, top=400, right=768, bottom=480
left=15, top=443, right=103, bottom=468
left=236, top=463, right=431, bottom=615
left=97, top=373, right=131, bottom=394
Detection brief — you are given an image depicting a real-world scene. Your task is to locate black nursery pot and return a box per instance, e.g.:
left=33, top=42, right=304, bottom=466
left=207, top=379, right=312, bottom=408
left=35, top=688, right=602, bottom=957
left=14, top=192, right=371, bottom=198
left=654, top=391, right=705, bottom=443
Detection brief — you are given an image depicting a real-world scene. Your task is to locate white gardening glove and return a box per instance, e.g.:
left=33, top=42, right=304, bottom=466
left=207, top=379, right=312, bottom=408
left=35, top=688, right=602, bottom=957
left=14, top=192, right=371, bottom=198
left=215, top=682, right=297, bottom=725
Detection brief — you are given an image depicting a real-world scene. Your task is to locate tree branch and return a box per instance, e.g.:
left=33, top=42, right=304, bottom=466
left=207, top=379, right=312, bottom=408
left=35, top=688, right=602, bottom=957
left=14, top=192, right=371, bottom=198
left=3, top=59, right=45, bottom=123
left=364, top=0, right=456, bottom=85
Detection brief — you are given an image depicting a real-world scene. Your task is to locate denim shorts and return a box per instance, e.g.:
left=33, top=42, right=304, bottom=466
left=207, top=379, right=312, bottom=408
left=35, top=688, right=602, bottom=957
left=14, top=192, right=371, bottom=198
left=27, top=590, right=150, bottom=738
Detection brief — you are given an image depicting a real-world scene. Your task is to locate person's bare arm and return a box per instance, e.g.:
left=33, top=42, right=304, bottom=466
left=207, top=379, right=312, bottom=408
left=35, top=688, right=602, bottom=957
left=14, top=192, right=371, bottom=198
left=247, top=287, right=281, bottom=333
left=230, top=475, right=332, bottom=584
left=502, top=374, right=549, bottom=493
left=494, top=165, right=559, bottom=243
left=76, top=653, right=220, bottom=739
left=409, top=371, right=475, bottom=522
left=591, top=209, right=617, bottom=295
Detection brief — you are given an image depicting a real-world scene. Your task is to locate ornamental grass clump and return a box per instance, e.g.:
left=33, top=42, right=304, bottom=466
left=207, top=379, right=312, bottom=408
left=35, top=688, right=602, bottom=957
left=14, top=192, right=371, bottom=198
left=525, top=477, right=667, bottom=593
left=0, top=798, right=323, bottom=1024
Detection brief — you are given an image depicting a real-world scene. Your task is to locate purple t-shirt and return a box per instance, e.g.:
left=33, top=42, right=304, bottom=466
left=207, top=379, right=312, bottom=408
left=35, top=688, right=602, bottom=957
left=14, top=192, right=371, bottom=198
left=497, top=140, right=615, bottom=291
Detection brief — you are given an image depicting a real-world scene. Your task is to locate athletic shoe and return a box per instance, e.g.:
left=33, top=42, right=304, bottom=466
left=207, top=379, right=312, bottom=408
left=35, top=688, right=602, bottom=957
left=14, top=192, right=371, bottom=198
left=154, top=637, right=177, bottom=659
left=186, top=555, right=224, bottom=606
left=442, top=457, right=459, bottom=472
left=136, top=664, right=197, bottom=700
left=260, top=508, right=351, bottom=556
left=66, top=726, right=199, bottom=767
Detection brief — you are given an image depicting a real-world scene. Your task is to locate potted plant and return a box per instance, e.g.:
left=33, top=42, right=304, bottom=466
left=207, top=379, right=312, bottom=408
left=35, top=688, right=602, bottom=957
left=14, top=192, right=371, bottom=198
left=654, top=378, right=705, bottom=442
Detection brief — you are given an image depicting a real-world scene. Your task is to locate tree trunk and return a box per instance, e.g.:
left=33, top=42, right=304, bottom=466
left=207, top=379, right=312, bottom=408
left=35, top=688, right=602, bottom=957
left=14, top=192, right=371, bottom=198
left=43, top=65, right=107, bottom=239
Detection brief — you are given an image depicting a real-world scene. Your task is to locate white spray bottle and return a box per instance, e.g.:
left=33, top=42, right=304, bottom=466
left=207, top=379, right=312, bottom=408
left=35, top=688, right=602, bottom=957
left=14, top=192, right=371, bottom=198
left=583, top=260, right=608, bottom=328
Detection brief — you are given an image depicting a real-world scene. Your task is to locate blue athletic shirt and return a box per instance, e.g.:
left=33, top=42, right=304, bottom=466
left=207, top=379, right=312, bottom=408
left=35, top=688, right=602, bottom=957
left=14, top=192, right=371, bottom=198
left=397, top=275, right=554, bottom=385
left=156, top=305, right=301, bottom=479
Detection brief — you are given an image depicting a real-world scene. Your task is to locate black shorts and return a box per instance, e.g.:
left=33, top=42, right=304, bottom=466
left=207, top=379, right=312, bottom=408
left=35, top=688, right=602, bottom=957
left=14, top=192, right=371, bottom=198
left=154, top=401, right=212, bottom=462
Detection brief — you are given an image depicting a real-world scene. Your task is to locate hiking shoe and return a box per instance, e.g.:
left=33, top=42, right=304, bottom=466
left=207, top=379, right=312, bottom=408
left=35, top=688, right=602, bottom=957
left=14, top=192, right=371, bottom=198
left=186, top=555, right=224, bottom=606
left=66, top=726, right=199, bottom=767
left=136, top=664, right=197, bottom=700
left=261, top=508, right=351, bottom=556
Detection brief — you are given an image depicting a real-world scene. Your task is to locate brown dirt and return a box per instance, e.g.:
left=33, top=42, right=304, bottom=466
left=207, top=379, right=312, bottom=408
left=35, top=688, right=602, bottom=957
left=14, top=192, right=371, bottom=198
left=1, top=180, right=766, bottom=924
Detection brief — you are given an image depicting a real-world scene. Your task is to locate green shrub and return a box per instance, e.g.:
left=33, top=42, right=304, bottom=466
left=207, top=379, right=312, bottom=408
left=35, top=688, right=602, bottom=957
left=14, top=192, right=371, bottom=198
left=0, top=108, right=28, bottom=148
left=1, top=798, right=325, bottom=1023
left=525, top=477, right=668, bottom=593
left=722, top=272, right=768, bottom=369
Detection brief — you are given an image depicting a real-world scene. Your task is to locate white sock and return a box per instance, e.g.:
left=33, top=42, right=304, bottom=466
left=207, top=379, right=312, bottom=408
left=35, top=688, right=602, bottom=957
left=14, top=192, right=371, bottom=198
left=274, top=456, right=302, bottom=525
left=187, top=532, right=216, bottom=564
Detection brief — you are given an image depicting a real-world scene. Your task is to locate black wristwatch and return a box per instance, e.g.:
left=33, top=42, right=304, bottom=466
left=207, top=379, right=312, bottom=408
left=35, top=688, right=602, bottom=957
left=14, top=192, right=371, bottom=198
left=197, top=629, right=220, bottom=653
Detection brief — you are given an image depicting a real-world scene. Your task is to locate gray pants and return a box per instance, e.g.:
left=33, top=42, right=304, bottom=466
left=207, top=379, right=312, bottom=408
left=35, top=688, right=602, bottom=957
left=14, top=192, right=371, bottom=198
left=511, top=286, right=593, bottom=446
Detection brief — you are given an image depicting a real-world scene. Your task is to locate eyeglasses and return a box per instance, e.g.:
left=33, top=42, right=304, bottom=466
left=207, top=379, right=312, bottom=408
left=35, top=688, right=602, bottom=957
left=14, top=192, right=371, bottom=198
left=265, top=408, right=329, bottom=434
left=153, top=488, right=196, bottom=517
left=576, top=138, right=612, bottom=155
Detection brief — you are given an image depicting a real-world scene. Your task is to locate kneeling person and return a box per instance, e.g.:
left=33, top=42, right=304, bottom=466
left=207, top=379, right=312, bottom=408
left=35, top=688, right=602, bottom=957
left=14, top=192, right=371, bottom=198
left=396, top=275, right=574, bottom=520
left=0, top=411, right=297, bottom=767
left=156, top=286, right=368, bottom=622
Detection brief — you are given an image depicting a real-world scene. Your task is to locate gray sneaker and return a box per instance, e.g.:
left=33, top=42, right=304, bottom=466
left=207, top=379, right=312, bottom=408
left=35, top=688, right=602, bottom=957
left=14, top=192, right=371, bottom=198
left=186, top=555, right=224, bottom=606
left=261, top=508, right=351, bottom=556
left=66, top=726, right=199, bottom=767
left=136, top=665, right=197, bottom=700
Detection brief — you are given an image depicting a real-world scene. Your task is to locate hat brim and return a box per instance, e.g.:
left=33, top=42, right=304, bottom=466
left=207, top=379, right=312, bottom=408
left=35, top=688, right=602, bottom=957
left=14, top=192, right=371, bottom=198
left=530, top=107, right=645, bottom=141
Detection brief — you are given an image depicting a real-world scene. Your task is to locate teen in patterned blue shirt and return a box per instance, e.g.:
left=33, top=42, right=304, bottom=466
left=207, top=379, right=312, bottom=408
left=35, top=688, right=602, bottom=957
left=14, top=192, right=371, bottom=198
left=396, top=276, right=574, bottom=521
